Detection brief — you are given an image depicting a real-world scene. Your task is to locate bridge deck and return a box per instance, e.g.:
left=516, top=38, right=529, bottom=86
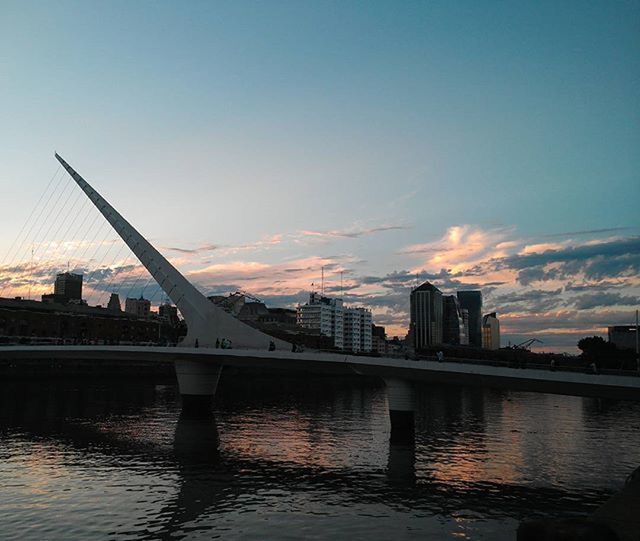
left=1, top=345, right=639, bottom=401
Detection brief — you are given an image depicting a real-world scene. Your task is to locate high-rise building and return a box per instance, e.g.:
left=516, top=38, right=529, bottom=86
left=297, top=292, right=372, bottom=352
left=125, top=296, right=151, bottom=318
left=54, top=272, right=83, bottom=302
left=608, top=326, right=639, bottom=351
left=372, top=324, right=386, bottom=355
left=410, top=282, right=443, bottom=349
left=457, top=290, right=482, bottom=347
left=460, top=308, right=469, bottom=346
left=343, top=308, right=362, bottom=352
left=482, top=312, right=500, bottom=350
left=342, top=307, right=373, bottom=352
left=297, top=292, right=344, bottom=349
left=443, top=295, right=465, bottom=345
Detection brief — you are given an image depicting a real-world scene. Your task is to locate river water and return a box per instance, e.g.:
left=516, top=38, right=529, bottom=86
left=1, top=373, right=639, bottom=540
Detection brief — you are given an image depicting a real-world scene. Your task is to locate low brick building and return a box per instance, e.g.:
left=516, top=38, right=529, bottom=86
left=0, top=297, right=180, bottom=344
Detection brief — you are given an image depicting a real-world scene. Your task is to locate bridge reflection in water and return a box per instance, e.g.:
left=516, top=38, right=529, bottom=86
left=1, top=374, right=639, bottom=540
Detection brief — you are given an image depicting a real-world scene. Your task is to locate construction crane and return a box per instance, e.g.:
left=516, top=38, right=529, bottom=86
left=513, top=338, right=543, bottom=350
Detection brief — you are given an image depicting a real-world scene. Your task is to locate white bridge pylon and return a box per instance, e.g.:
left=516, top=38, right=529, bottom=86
left=55, top=153, right=290, bottom=351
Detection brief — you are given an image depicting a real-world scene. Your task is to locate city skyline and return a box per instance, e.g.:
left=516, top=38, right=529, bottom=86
left=1, top=1, right=638, bottom=351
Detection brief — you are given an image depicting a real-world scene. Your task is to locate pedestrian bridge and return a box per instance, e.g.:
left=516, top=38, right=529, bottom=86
left=2, top=345, right=639, bottom=402
left=4, top=154, right=639, bottom=439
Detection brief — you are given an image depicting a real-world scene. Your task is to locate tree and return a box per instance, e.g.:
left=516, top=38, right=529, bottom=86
left=577, top=336, right=628, bottom=370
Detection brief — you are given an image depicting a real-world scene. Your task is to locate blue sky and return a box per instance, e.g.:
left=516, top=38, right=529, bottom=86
left=1, top=1, right=638, bottom=350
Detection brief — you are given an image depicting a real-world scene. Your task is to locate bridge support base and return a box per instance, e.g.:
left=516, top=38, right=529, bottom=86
left=384, top=378, right=415, bottom=444
left=174, top=360, right=223, bottom=418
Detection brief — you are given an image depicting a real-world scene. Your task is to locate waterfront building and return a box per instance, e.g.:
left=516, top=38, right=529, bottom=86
left=346, top=307, right=372, bottom=353
left=54, top=272, right=83, bottom=302
left=297, top=292, right=344, bottom=349
left=443, top=295, right=466, bottom=345
left=159, top=302, right=179, bottom=325
left=608, top=325, right=639, bottom=351
left=259, top=308, right=297, bottom=327
left=42, top=272, right=84, bottom=305
left=372, top=324, right=386, bottom=355
left=410, top=281, right=443, bottom=349
left=238, top=301, right=269, bottom=323
left=343, top=308, right=362, bottom=352
left=297, top=292, right=372, bottom=352
left=0, top=297, right=177, bottom=344
left=386, top=336, right=405, bottom=356
left=460, top=308, right=470, bottom=346
left=107, top=293, right=121, bottom=312
left=125, top=296, right=151, bottom=318
left=457, top=290, right=483, bottom=347
left=482, top=312, right=500, bottom=350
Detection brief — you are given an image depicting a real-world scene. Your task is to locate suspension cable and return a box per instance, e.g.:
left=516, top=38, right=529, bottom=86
left=51, top=196, right=92, bottom=267
left=32, top=186, right=84, bottom=262
left=0, top=168, right=67, bottom=297
left=0, top=165, right=60, bottom=267
left=21, top=173, right=74, bottom=264
left=88, top=241, right=129, bottom=306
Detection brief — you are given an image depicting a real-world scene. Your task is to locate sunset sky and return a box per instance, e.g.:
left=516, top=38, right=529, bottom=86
left=1, top=1, right=638, bottom=351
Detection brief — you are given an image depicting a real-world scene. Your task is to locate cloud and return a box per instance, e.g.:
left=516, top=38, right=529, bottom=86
left=541, top=227, right=636, bottom=238
left=165, top=243, right=219, bottom=254
left=500, top=309, right=634, bottom=335
left=489, top=288, right=564, bottom=314
left=164, top=235, right=283, bottom=256
left=400, top=225, right=515, bottom=274
left=569, top=292, right=640, bottom=310
left=299, top=224, right=409, bottom=240
left=564, top=281, right=627, bottom=292
left=2, top=220, right=639, bottom=352
left=496, top=237, right=640, bottom=285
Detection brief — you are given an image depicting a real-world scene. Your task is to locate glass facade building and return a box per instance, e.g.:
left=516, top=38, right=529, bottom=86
left=410, top=282, right=443, bottom=349
left=457, top=290, right=482, bottom=347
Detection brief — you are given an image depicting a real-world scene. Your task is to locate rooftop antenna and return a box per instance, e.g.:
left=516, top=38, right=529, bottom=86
left=321, top=266, right=324, bottom=295
left=340, top=270, right=343, bottom=299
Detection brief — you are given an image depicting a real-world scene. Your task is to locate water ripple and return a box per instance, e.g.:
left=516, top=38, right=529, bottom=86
left=1, top=377, right=639, bottom=540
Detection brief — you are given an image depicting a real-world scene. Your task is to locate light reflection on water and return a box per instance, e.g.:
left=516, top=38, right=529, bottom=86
left=1, top=374, right=639, bottom=540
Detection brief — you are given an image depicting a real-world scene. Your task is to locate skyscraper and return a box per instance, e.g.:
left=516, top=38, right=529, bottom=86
left=442, top=295, right=464, bottom=345
left=410, top=282, right=443, bottom=350
left=53, top=272, right=83, bottom=303
left=482, top=312, right=500, bottom=350
left=457, top=290, right=482, bottom=347
left=460, top=308, right=469, bottom=346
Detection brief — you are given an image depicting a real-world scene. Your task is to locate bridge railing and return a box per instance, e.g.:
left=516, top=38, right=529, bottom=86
left=410, top=354, right=639, bottom=378
left=1, top=338, right=638, bottom=377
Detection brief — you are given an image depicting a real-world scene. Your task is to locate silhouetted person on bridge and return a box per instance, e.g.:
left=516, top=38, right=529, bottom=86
left=269, top=340, right=276, bottom=351
left=215, top=338, right=220, bottom=348
left=194, top=339, right=199, bottom=348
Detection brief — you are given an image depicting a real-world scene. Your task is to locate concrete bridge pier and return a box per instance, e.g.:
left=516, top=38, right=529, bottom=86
left=384, top=378, right=416, bottom=444
left=174, top=360, right=223, bottom=418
